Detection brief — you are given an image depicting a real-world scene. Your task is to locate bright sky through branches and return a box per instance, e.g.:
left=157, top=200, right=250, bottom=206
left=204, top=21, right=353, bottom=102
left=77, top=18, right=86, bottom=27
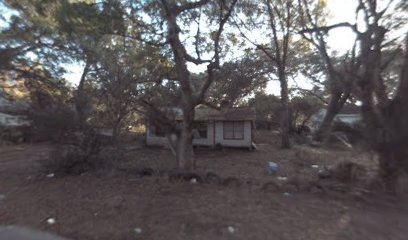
left=0, top=0, right=360, bottom=94
left=63, top=0, right=360, bottom=95
left=266, top=0, right=358, bottom=95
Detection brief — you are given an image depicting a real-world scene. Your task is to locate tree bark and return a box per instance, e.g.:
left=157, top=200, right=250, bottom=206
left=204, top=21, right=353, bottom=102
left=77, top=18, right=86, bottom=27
left=375, top=35, right=408, bottom=194
left=164, top=3, right=196, bottom=170
left=159, top=0, right=234, bottom=169
left=112, top=116, right=124, bottom=142
left=176, top=114, right=195, bottom=170
left=279, top=70, right=291, bottom=148
left=75, top=60, right=91, bottom=128
left=312, top=91, right=348, bottom=142
left=377, top=147, right=402, bottom=194
left=175, top=94, right=195, bottom=170
left=354, top=11, right=408, bottom=193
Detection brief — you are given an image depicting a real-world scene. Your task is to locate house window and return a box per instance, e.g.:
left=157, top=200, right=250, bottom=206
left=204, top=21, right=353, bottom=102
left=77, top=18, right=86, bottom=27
left=150, top=124, right=165, bottom=137
left=193, top=122, right=208, bottom=139
left=223, top=121, right=244, bottom=139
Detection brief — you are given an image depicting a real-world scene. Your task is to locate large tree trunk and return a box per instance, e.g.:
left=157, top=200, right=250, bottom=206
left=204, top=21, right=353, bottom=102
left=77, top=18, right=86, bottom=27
left=165, top=6, right=196, bottom=170
left=175, top=87, right=196, bottom=169
left=375, top=102, right=408, bottom=194
left=176, top=108, right=195, bottom=170
left=160, top=0, right=234, bottom=169
left=279, top=70, right=291, bottom=148
left=377, top=148, right=402, bottom=194
left=356, top=22, right=408, bottom=193
left=112, top=116, right=124, bottom=143
left=313, top=91, right=348, bottom=142
left=75, top=60, right=91, bottom=128
left=376, top=36, right=408, bottom=193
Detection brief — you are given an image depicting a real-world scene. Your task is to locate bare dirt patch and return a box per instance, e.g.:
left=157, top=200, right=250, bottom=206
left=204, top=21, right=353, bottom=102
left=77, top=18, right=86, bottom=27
left=0, top=141, right=407, bottom=240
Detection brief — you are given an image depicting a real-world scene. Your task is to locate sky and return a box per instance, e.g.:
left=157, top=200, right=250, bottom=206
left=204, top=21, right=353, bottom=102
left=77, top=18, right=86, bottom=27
left=325, top=0, right=358, bottom=53
left=265, top=0, right=358, bottom=95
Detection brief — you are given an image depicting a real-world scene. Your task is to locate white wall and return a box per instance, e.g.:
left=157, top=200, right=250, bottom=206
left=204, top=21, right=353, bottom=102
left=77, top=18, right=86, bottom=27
left=193, top=121, right=214, bottom=146
left=214, top=121, right=252, bottom=148
left=335, top=114, right=361, bottom=124
left=146, top=121, right=215, bottom=147
left=0, top=113, right=30, bottom=127
left=145, top=123, right=169, bottom=146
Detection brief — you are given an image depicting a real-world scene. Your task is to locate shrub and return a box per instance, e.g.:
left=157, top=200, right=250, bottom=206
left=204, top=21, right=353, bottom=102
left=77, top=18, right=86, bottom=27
left=331, top=121, right=365, bottom=145
left=329, top=161, right=367, bottom=183
left=44, top=129, right=117, bottom=176
left=44, top=145, right=89, bottom=176
left=28, top=107, right=77, bottom=142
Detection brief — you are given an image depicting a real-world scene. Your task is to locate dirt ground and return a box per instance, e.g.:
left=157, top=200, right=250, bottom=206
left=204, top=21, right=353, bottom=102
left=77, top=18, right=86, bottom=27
left=1, top=136, right=408, bottom=240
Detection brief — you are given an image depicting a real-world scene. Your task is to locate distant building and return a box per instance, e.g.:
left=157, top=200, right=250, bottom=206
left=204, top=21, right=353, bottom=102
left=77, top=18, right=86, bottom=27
left=0, top=112, right=30, bottom=127
left=310, top=105, right=361, bottom=131
left=0, top=91, right=30, bottom=127
left=146, top=106, right=256, bottom=149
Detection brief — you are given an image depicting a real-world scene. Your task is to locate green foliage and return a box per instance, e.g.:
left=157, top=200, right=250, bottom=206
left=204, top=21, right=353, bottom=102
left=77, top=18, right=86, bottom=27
left=247, top=92, right=281, bottom=129
left=44, top=130, right=115, bottom=176
left=290, top=95, right=323, bottom=128
left=247, top=92, right=323, bottom=130
left=26, top=73, right=75, bottom=141
left=207, top=51, right=270, bottom=107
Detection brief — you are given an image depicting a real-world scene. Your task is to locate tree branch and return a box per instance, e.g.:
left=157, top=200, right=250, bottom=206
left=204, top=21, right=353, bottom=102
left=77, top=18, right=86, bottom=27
left=195, top=0, right=238, bottom=104
left=299, top=22, right=358, bottom=34
left=291, top=87, right=328, bottom=104
left=176, top=0, right=210, bottom=14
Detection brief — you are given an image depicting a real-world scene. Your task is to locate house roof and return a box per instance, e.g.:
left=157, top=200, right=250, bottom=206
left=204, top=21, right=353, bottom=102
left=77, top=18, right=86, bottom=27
left=174, top=106, right=256, bottom=121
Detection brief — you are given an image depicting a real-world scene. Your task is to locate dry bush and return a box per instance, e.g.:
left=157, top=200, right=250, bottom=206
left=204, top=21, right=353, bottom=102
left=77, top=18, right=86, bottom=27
left=293, top=134, right=312, bottom=145
left=0, top=126, right=29, bottom=144
left=261, top=180, right=280, bottom=191
left=44, top=145, right=120, bottom=176
left=253, top=130, right=281, bottom=145
left=331, top=121, right=365, bottom=145
left=330, top=161, right=367, bottom=183
left=29, top=107, right=77, bottom=142
left=292, top=146, right=326, bottom=167
left=221, top=177, right=241, bottom=187
left=168, top=170, right=204, bottom=183
left=44, top=145, right=89, bottom=176
left=44, top=129, right=120, bottom=176
left=204, top=172, right=222, bottom=184
left=397, top=172, right=408, bottom=195
left=368, top=171, right=408, bottom=195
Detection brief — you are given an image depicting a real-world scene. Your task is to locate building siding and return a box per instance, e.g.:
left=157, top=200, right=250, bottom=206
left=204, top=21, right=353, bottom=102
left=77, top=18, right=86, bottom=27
left=145, top=122, right=169, bottom=146
left=192, top=121, right=214, bottom=146
left=146, top=122, right=215, bottom=147
left=214, top=121, right=252, bottom=147
left=146, top=120, right=253, bottom=148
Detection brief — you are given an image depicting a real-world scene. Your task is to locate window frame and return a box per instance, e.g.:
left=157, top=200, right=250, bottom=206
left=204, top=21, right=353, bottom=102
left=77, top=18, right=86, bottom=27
left=149, top=124, right=166, bottom=137
left=223, top=121, right=245, bottom=140
left=193, top=121, right=208, bottom=139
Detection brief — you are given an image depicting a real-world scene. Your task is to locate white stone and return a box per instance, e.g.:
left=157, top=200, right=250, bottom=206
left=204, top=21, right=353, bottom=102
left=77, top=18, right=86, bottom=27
left=46, top=173, right=55, bottom=178
left=46, top=218, right=56, bottom=225
left=227, top=226, right=236, bottom=233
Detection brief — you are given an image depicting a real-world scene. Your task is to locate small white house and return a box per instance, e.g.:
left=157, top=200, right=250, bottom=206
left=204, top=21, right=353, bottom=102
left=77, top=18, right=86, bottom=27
left=146, top=106, right=256, bottom=149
